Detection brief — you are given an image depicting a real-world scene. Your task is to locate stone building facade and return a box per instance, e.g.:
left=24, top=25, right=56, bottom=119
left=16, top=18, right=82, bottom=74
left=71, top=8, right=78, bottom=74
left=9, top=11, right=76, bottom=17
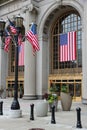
left=0, top=0, right=87, bottom=103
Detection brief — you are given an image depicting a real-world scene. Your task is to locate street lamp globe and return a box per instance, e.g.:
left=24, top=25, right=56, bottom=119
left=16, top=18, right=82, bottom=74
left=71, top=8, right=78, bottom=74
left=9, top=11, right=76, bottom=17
left=15, top=15, right=23, bottom=28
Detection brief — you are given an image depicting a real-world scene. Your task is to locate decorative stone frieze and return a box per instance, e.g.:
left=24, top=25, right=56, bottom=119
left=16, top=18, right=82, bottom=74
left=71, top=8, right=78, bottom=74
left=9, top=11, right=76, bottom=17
left=21, top=3, right=39, bottom=14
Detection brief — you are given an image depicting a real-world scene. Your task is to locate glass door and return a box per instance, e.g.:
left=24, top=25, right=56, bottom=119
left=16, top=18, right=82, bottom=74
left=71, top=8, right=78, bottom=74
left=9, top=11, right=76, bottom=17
left=75, top=83, right=81, bottom=101
left=48, top=78, right=82, bottom=101
left=68, top=82, right=81, bottom=101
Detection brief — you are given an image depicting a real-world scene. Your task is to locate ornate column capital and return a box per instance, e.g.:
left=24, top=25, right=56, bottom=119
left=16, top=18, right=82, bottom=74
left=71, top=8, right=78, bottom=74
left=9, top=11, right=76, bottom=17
left=21, top=4, right=39, bottom=13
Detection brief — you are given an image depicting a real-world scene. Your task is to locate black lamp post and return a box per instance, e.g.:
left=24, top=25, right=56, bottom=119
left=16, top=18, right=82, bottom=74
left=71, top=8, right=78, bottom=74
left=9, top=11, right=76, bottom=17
left=0, top=16, right=24, bottom=110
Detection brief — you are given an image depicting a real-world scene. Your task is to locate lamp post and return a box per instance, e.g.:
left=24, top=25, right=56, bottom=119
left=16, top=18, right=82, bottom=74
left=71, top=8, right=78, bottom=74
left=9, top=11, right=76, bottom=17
left=0, top=16, right=24, bottom=117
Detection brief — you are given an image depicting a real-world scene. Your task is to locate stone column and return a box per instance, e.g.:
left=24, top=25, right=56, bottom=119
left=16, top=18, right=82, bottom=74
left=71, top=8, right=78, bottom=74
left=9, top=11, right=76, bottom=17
left=0, top=38, right=7, bottom=98
left=82, top=3, right=87, bottom=104
left=36, top=35, right=49, bottom=99
left=23, top=5, right=37, bottom=99
left=36, top=37, right=43, bottom=99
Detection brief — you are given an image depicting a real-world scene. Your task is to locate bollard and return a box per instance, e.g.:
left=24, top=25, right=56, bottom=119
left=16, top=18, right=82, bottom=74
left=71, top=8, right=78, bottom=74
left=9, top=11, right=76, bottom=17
left=0, top=101, right=3, bottom=115
left=30, top=104, right=34, bottom=120
left=51, top=105, right=56, bottom=124
left=76, top=107, right=82, bottom=128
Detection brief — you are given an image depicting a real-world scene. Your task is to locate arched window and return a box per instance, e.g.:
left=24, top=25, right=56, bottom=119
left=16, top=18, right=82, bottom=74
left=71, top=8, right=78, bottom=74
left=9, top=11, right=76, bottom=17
left=51, top=12, right=82, bottom=74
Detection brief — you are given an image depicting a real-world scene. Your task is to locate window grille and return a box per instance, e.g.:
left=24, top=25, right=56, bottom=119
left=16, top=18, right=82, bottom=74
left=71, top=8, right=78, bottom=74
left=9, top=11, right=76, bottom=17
left=51, top=12, right=82, bottom=74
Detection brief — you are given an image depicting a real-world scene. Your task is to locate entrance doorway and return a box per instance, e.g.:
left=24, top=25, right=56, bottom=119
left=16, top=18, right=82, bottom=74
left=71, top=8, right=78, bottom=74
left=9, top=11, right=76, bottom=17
left=49, top=9, right=82, bottom=102
left=48, top=75, right=82, bottom=101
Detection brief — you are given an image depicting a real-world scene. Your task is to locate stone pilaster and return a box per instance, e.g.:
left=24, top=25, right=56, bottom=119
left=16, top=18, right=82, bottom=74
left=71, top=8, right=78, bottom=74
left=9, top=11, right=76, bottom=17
left=23, top=5, right=37, bottom=99
left=36, top=35, right=48, bottom=99
left=82, top=2, right=87, bottom=104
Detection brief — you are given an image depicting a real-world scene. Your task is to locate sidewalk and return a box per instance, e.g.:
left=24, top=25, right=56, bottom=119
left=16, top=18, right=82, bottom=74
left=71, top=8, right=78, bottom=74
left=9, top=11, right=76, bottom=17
left=0, top=98, right=87, bottom=130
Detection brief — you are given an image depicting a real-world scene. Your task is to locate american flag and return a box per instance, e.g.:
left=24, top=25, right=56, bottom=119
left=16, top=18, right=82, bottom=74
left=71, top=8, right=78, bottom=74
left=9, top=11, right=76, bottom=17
left=26, top=23, right=40, bottom=54
left=8, top=18, right=17, bottom=34
left=18, top=43, right=24, bottom=66
left=60, top=31, right=76, bottom=62
left=18, top=33, right=22, bottom=46
left=4, top=29, right=11, bottom=52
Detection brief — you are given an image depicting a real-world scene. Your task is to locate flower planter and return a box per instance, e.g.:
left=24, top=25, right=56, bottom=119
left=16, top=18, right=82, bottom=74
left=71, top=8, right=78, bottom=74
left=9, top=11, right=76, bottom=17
left=49, top=100, right=58, bottom=112
left=61, top=92, right=72, bottom=111
left=35, top=100, right=48, bottom=117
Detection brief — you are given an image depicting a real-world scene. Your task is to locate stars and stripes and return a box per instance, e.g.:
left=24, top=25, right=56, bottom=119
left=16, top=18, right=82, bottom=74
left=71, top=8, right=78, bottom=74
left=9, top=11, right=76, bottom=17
left=8, top=18, right=17, bottom=34
left=18, top=43, right=24, bottom=66
left=60, top=31, right=76, bottom=62
left=3, top=20, right=40, bottom=60
left=4, top=29, right=11, bottom=52
left=18, top=33, right=22, bottom=46
left=26, top=23, right=40, bottom=54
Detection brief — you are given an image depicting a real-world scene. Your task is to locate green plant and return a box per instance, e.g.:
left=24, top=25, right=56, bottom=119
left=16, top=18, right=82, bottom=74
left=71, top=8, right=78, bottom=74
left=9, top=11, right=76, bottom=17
left=48, top=93, right=58, bottom=103
left=49, top=83, right=59, bottom=93
left=43, top=93, right=58, bottom=103
left=61, top=85, right=69, bottom=93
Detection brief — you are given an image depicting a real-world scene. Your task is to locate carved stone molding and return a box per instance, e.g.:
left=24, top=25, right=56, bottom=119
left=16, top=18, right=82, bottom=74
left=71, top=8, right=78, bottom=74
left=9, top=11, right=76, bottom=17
left=28, top=4, right=34, bottom=12
left=21, top=4, right=39, bottom=13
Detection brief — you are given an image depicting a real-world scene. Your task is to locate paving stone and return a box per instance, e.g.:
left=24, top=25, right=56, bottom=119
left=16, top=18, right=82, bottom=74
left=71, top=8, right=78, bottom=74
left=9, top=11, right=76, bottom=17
left=0, top=98, right=87, bottom=130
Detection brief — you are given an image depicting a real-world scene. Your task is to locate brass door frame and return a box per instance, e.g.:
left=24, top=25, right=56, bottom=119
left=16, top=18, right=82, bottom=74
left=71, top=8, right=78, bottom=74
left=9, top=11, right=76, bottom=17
left=48, top=74, right=82, bottom=101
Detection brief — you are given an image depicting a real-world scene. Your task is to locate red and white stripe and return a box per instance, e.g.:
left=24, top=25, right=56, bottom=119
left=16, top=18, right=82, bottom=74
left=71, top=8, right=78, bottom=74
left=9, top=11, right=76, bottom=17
left=10, top=26, right=17, bottom=34
left=26, top=31, right=40, bottom=52
left=18, top=43, right=24, bottom=66
left=60, top=31, right=76, bottom=62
